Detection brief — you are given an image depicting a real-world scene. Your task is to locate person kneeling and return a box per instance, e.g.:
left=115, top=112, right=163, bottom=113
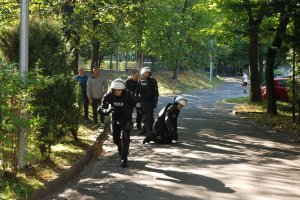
left=98, top=79, right=139, bottom=168
left=143, top=96, right=188, bottom=144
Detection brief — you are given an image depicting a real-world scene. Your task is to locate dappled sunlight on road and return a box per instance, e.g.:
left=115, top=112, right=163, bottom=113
left=48, top=77, right=299, bottom=200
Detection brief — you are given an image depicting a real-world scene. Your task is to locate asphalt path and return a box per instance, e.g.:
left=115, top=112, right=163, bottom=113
left=46, top=76, right=300, bottom=200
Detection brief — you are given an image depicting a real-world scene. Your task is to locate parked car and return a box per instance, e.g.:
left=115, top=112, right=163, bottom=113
left=260, top=77, right=289, bottom=102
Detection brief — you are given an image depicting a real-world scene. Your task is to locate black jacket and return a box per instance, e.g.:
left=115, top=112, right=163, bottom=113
left=138, top=77, right=159, bottom=106
left=155, top=103, right=180, bottom=136
left=100, top=90, right=138, bottom=124
left=125, top=78, right=139, bottom=96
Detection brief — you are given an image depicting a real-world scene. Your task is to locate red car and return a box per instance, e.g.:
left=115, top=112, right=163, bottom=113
left=260, top=77, right=289, bottom=102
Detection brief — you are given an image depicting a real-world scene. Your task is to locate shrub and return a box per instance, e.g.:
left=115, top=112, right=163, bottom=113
left=29, top=73, right=80, bottom=158
left=0, top=18, right=80, bottom=159
left=0, top=60, right=29, bottom=178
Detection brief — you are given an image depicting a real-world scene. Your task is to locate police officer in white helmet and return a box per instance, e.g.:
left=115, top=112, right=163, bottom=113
left=98, top=79, right=139, bottom=167
left=143, top=96, right=188, bottom=144
left=137, top=66, right=159, bottom=135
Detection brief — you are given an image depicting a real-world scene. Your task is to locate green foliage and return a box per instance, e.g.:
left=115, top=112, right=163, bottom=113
left=0, top=17, right=80, bottom=160
left=0, top=59, right=29, bottom=178
left=0, top=1, right=19, bottom=27
left=28, top=72, right=80, bottom=159
left=0, top=170, right=42, bottom=199
left=0, top=18, right=69, bottom=75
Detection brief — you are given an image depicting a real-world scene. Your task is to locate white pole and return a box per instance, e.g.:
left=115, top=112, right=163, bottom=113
left=209, top=56, right=213, bottom=82
left=209, top=40, right=213, bottom=82
left=116, top=41, right=119, bottom=78
left=18, top=0, right=29, bottom=169
left=20, top=0, right=29, bottom=78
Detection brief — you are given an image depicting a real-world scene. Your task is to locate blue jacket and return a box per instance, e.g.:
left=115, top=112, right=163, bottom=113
left=75, top=74, right=89, bottom=97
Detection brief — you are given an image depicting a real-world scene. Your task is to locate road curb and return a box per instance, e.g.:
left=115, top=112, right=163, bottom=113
left=28, top=125, right=109, bottom=200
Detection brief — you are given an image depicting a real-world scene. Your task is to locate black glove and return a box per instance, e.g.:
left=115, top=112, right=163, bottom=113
left=97, top=106, right=102, bottom=114
left=98, top=107, right=114, bottom=115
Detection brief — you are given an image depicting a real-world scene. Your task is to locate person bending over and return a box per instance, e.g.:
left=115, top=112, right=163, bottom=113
left=143, top=96, right=188, bottom=144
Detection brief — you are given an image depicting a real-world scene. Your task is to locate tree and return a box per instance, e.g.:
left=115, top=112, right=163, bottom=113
left=61, top=0, right=81, bottom=75
left=213, top=0, right=267, bottom=101
left=243, top=0, right=267, bottom=102
left=265, top=7, right=290, bottom=115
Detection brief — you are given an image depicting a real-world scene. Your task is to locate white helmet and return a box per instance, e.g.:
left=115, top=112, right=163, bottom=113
left=174, top=96, right=188, bottom=107
left=141, top=66, right=151, bottom=76
left=110, top=79, right=126, bottom=90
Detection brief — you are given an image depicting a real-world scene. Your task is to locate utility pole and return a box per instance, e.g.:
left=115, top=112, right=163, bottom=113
left=116, top=40, right=119, bottom=78
left=209, top=58, right=213, bottom=82
left=20, top=0, right=29, bottom=78
left=209, top=40, right=213, bottom=82
left=18, top=0, right=29, bottom=169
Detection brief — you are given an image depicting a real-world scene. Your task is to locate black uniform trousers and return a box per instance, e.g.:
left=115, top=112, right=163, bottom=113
left=92, top=98, right=105, bottom=125
left=141, top=102, right=155, bottom=133
left=111, top=120, right=131, bottom=159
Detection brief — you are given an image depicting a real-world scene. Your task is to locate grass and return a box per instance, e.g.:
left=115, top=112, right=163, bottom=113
left=155, top=71, right=222, bottom=95
left=104, top=69, right=223, bottom=95
left=0, top=120, right=101, bottom=200
left=224, top=97, right=300, bottom=137
left=0, top=70, right=222, bottom=199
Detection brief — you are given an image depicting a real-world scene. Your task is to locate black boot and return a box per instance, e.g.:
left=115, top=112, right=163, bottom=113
left=143, top=135, right=151, bottom=144
left=120, top=158, right=127, bottom=168
left=143, top=131, right=154, bottom=144
left=142, top=137, right=149, bottom=144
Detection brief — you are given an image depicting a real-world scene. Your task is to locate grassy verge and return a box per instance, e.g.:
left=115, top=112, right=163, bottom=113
left=0, top=70, right=222, bottom=199
left=155, top=71, right=222, bottom=95
left=223, top=97, right=300, bottom=137
left=0, top=123, right=101, bottom=200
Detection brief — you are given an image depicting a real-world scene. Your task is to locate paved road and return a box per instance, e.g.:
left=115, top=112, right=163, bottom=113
left=46, top=77, right=300, bottom=200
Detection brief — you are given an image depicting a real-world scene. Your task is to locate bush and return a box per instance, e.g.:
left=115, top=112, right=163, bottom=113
left=0, top=60, right=29, bottom=178
left=0, top=18, right=81, bottom=159
left=0, top=18, right=69, bottom=74
left=29, top=73, right=80, bottom=158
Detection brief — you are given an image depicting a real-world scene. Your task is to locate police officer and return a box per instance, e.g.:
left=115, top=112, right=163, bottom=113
left=125, top=69, right=142, bottom=130
left=143, top=96, right=188, bottom=144
left=137, top=66, right=159, bottom=135
left=98, top=79, right=139, bottom=167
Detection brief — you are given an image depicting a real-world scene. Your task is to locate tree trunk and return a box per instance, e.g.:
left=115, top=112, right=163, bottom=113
left=248, top=22, right=262, bottom=102
left=265, top=12, right=290, bottom=115
left=150, top=55, right=155, bottom=69
left=70, top=35, right=80, bottom=75
left=90, top=39, right=100, bottom=71
left=173, top=0, right=188, bottom=80
left=136, top=49, right=142, bottom=69
left=244, top=0, right=263, bottom=102
left=258, top=50, right=264, bottom=84
left=172, top=65, right=179, bottom=80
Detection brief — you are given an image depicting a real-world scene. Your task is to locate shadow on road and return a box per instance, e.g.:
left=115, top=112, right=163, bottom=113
left=46, top=76, right=300, bottom=200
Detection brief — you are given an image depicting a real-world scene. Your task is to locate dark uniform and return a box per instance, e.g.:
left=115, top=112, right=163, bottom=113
left=125, top=78, right=142, bottom=129
left=138, top=76, right=159, bottom=134
left=144, top=103, right=180, bottom=144
left=99, top=90, right=138, bottom=167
